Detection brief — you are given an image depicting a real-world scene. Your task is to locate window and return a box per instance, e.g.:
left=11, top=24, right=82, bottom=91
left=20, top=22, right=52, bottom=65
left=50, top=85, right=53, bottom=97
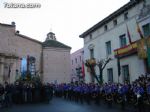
left=72, top=69, right=74, bottom=74
left=90, top=49, right=94, bottom=59
left=119, top=34, right=127, bottom=47
left=107, top=68, right=113, bottom=82
left=113, top=19, right=117, bottom=26
left=124, top=12, right=128, bottom=20
left=105, top=41, right=111, bottom=55
left=104, top=25, right=108, bottom=31
left=72, top=60, right=73, bottom=65
left=80, top=56, right=81, bottom=62
left=89, top=34, right=92, bottom=39
left=75, top=58, right=77, bottom=63
left=142, top=23, right=150, bottom=38
left=122, top=65, right=130, bottom=83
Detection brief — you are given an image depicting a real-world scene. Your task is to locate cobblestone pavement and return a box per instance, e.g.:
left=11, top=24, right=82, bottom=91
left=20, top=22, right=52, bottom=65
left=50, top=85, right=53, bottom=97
left=0, top=97, right=148, bottom=112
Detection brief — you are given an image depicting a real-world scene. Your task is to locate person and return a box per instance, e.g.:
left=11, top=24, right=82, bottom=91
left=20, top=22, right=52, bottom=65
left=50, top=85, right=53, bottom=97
left=26, top=83, right=32, bottom=103
left=134, top=83, right=145, bottom=112
left=83, top=84, right=91, bottom=105
left=4, top=82, right=12, bottom=107
left=117, top=83, right=129, bottom=110
left=92, top=84, right=100, bottom=105
left=22, top=83, right=27, bottom=103
left=79, top=84, right=84, bottom=104
left=33, top=82, right=41, bottom=103
left=13, top=82, right=19, bottom=104
left=43, top=83, right=52, bottom=103
left=105, top=84, right=113, bottom=108
left=146, top=83, right=150, bottom=104
left=0, top=83, right=4, bottom=108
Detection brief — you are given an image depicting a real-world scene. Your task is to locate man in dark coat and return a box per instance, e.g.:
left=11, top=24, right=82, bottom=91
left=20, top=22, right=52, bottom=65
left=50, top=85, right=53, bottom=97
left=4, top=82, right=12, bottom=107
left=0, top=84, right=4, bottom=108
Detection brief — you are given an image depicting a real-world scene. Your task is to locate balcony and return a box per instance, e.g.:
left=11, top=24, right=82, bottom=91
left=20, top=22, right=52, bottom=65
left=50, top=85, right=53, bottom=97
left=114, top=42, right=138, bottom=58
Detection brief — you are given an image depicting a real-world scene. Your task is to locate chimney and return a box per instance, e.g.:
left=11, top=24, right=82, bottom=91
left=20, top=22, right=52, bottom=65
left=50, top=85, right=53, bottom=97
left=11, top=21, right=16, bottom=26
left=130, top=0, right=139, bottom=3
left=16, top=30, right=20, bottom=34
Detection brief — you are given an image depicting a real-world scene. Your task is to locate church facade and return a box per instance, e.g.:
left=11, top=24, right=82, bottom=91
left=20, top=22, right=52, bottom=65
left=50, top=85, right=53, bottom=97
left=0, top=22, right=71, bottom=84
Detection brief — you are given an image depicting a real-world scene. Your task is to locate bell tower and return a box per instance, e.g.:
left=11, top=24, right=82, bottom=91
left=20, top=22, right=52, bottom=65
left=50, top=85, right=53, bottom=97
left=46, top=32, right=56, bottom=41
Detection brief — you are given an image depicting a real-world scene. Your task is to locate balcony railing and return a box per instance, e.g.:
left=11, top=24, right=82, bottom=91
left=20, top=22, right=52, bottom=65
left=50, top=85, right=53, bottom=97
left=114, top=42, right=138, bottom=58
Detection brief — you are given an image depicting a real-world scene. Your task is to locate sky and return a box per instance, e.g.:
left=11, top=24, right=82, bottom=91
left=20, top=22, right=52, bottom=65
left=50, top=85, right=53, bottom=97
left=0, top=0, right=129, bottom=53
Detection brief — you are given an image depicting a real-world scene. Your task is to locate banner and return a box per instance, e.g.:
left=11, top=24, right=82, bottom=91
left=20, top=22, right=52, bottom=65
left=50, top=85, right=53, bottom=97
left=146, top=37, right=150, bottom=67
left=136, top=21, right=144, bottom=39
left=137, top=39, right=147, bottom=59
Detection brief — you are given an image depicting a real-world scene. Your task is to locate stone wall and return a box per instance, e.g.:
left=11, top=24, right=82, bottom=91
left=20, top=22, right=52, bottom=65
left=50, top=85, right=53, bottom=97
left=0, top=23, right=71, bottom=84
left=43, top=47, right=71, bottom=83
left=0, top=24, right=42, bottom=83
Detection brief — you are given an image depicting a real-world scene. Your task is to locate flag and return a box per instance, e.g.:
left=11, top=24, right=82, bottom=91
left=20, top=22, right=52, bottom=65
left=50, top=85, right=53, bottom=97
left=117, top=57, right=121, bottom=77
left=81, top=61, right=85, bottom=78
left=136, top=21, right=144, bottom=39
left=147, top=47, right=150, bottom=67
left=126, top=24, right=132, bottom=44
left=137, top=39, right=147, bottom=59
left=146, top=38, right=150, bottom=67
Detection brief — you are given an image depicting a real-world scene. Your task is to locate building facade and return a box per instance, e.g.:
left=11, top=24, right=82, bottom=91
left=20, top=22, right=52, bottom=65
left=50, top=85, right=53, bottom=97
left=80, top=0, right=150, bottom=83
left=42, top=32, right=71, bottom=83
left=71, top=48, right=84, bottom=82
left=0, top=22, right=71, bottom=84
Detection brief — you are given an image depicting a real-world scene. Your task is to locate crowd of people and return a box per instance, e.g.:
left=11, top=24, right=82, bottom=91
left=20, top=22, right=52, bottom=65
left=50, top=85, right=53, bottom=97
left=0, top=74, right=150, bottom=112
left=0, top=81, right=53, bottom=108
left=53, top=74, right=150, bottom=112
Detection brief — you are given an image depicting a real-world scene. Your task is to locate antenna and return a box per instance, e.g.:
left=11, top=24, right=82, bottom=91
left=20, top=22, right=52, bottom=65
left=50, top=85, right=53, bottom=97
left=50, top=24, right=53, bottom=32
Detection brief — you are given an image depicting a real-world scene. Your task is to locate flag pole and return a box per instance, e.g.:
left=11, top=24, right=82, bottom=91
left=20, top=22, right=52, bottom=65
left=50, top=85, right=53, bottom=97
left=125, top=23, right=132, bottom=44
left=117, top=51, right=121, bottom=83
left=125, top=23, right=134, bottom=53
left=135, top=18, right=144, bottom=39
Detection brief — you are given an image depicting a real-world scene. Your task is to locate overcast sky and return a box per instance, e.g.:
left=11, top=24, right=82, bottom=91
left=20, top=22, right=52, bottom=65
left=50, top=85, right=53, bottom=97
left=0, top=0, right=129, bottom=53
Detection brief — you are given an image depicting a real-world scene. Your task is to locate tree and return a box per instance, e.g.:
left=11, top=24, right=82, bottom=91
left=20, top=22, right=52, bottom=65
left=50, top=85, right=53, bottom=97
left=85, top=57, right=111, bottom=85
left=97, top=57, right=111, bottom=84
left=85, top=58, right=100, bottom=84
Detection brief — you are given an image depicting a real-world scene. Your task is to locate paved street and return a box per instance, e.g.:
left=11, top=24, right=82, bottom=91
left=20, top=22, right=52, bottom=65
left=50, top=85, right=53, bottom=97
left=0, top=97, right=139, bottom=112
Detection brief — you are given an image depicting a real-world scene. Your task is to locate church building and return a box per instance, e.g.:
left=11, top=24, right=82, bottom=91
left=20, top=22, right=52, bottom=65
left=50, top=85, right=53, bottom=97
left=0, top=22, right=71, bottom=84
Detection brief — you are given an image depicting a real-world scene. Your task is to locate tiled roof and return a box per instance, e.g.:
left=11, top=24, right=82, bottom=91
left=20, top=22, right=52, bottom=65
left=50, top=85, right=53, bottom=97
left=15, top=33, right=42, bottom=44
left=42, top=39, right=71, bottom=49
left=0, top=23, right=15, bottom=27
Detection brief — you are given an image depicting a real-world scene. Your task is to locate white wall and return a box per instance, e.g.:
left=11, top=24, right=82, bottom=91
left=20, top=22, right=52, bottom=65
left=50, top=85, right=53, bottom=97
left=43, top=47, right=71, bottom=83
left=83, top=1, right=147, bottom=83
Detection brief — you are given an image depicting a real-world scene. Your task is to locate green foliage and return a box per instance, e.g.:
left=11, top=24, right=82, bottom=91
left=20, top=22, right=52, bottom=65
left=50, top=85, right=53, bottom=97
left=15, top=74, right=41, bottom=84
